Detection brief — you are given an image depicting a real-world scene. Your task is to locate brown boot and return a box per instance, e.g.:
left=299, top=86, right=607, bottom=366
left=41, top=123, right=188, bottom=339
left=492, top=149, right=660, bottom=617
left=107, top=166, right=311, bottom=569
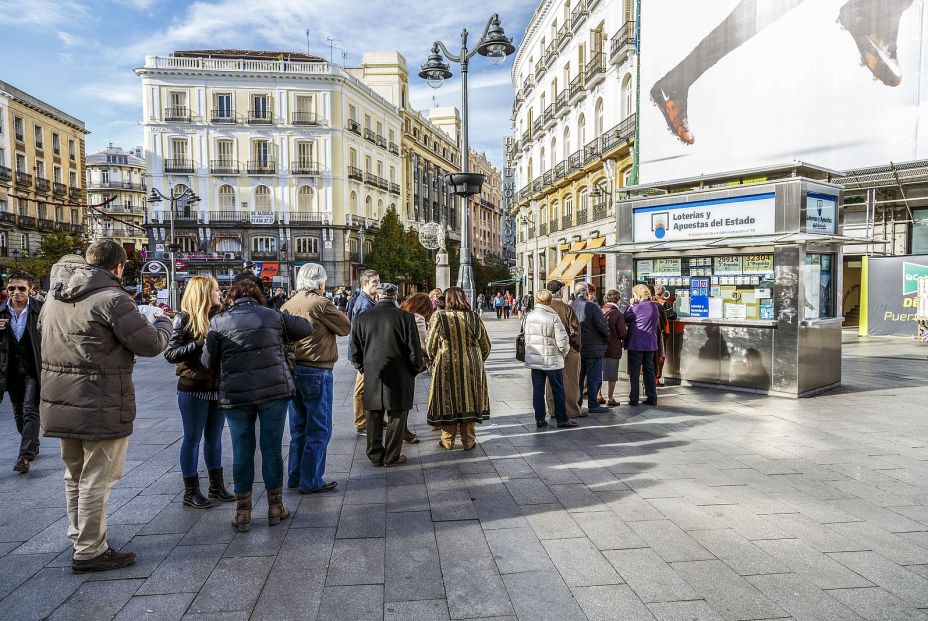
left=266, top=488, right=290, bottom=526
left=231, top=492, right=252, bottom=533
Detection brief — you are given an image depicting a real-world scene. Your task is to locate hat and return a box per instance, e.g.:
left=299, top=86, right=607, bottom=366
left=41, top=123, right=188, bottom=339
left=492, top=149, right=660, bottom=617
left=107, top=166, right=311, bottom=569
left=378, top=282, right=399, bottom=298
left=546, top=280, right=564, bottom=293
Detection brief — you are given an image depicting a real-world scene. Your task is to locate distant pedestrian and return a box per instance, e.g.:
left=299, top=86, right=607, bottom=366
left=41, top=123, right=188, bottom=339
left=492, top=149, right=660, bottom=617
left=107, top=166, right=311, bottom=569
left=350, top=283, right=423, bottom=467
left=503, top=291, right=513, bottom=318
left=545, top=280, right=582, bottom=419
left=40, top=242, right=172, bottom=573
left=164, top=275, right=234, bottom=509
left=425, top=287, right=491, bottom=450
left=494, top=292, right=504, bottom=319
left=348, top=270, right=380, bottom=436
left=571, top=283, right=611, bottom=414
left=521, top=291, right=535, bottom=314
left=429, top=288, right=443, bottom=312
left=625, top=285, right=660, bottom=406
left=523, top=289, right=576, bottom=429
left=201, top=279, right=313, bottom=532
left=601, top=289, right=628, bottom=406
left=334, top=287, right=348, bottom=313
left=281, top=264, right=350, bottom=494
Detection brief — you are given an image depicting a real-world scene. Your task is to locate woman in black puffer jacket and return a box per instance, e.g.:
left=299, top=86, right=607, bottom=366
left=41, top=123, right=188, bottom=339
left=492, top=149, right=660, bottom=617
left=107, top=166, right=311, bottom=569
left=201, top=279, right=312, bottom=532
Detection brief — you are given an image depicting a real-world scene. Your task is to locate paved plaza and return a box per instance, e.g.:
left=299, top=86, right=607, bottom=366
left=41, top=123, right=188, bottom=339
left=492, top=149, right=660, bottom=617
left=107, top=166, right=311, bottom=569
left=1, top=316, right=927, bottom=620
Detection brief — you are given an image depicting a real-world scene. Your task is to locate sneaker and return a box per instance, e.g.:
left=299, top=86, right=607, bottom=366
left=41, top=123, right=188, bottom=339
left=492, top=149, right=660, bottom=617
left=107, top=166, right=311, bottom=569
left=356, top=427, right=367, bottom=436
left=13, top=457, right=29, bottom=474
left=72, top=548, right=136, bottom=574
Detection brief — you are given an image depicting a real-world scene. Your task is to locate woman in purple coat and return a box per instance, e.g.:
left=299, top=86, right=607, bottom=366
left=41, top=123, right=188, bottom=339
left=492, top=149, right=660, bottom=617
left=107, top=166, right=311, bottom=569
left=624, top=284, right=660, bottom=406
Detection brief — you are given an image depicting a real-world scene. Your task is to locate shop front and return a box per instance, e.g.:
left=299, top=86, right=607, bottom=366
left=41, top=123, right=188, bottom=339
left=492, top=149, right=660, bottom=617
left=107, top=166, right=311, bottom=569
left=603, top=176, right=849, bottom=397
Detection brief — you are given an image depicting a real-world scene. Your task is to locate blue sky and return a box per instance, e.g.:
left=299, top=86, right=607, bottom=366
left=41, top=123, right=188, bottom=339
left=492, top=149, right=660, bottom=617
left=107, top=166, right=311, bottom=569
left=0, top=0, right=534, bottom=169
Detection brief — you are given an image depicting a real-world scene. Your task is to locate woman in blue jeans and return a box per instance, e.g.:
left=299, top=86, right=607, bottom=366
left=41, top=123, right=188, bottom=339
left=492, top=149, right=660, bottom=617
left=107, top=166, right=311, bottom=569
left=201, top=279, right=313, bottom=532
left=164, top=276, right=233, bottom=508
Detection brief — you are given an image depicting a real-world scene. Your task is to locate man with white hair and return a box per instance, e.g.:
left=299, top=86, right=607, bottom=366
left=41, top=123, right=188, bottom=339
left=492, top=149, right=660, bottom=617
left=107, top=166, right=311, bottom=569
left=281, top=263, right=350, bottom=494
left=570, top=281, right=611, bottom=415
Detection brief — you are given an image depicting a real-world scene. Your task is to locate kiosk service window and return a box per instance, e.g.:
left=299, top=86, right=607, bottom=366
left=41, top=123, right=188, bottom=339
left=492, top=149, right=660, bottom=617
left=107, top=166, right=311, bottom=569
left=636, top=254, right=776, bottom=321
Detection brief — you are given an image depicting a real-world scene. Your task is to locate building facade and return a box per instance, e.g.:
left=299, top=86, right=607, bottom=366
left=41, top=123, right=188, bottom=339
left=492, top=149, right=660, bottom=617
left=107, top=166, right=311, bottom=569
left=86, top=145, right=148, bottom=252
left=135, top=50, right=403, bottom=288
left=0, top=80, right=86, bottom=261
left=468, top=150, right=503, bottom=261
left=509, top=0, right=637, bottom=296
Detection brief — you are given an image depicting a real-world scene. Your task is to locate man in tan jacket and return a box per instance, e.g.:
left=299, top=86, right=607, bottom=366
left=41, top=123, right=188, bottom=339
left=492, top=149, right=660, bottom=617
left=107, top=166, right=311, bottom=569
left=545, top=280, right=582, bottom=419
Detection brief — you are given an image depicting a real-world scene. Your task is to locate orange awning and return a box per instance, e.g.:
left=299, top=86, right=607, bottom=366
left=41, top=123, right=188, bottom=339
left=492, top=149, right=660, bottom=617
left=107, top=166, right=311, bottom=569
left=562, top=237, right=607, bottom=281
left=547, top=241, right=586, bottom=281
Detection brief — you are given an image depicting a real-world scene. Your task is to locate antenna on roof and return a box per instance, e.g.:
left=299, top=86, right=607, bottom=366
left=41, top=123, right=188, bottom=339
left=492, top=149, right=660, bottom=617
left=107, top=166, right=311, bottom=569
left=306, top=29, right=310, bottom=55
left=326, top=37, right=338, bottom=64
left=432, top=96, right=438, bottom=108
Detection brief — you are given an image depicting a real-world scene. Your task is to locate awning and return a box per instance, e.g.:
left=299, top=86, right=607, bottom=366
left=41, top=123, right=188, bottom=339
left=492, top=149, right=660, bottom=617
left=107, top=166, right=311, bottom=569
left=548, top=241, right=586, bottom=280
left=487, top=278, right=519, bottom=286
left=588, top=233, right=887, bottom=255
left=562, top=237, right=607, bottom=281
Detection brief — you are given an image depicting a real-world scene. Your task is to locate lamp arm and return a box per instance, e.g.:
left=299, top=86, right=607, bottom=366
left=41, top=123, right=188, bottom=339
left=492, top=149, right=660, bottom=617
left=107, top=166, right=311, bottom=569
left=434, top=41, right=461, bottom=64
left=465, top=14, right=499, bottom=61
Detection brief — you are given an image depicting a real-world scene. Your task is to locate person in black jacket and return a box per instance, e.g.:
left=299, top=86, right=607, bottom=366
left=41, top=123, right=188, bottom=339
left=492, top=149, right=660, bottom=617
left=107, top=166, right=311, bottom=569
left=349, top=283, right=423, bottom=467
left=201, top=279, right=312, bottom=532
left=0, top=271, right=43, bottom=474
left=164, top=276, right=233, bottom=509
left=570, top=282, right=611, bottom=415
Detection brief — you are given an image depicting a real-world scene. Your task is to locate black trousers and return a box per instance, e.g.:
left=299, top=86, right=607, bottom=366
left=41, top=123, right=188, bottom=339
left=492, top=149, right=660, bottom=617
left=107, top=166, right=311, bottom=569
left=627, top=350, right=657, bottom=406
left=365, top=410, right=408, bottom=466
left=8, top=373, right=40, bottom=459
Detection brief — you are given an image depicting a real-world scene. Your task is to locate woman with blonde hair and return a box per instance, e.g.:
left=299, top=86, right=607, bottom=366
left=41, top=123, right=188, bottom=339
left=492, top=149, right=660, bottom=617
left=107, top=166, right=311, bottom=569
left=164, top=276, right=232, bottom=508
left=624, top=284, right=661, bottom=406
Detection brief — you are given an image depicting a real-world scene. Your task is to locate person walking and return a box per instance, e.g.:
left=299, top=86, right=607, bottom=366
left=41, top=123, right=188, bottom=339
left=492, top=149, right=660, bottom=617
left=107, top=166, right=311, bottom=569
left=503, top=291, right=513, bottom=318
left=399, top=292, right=436, bottom=444
left=201, top=279, right=313, bottom=532
left=494, top=292, right=504, bottom=319
left=163, top=275, right=233, bottom=509
left=425, top=287, right=491, bottom=450
left=625, top=284, right=661, bottom=406
left=601, top=289, right=629, bottom=407
left=0, top=271, right=43, bottom=474
left=545, top=281, right=582, bottom=419
left=281, top=263, right=350, bottom=494
left=524, top=289, right=577, bottom=429
left=348, top=270, right=380, bottom=436
left=334, top=287, right=348, bottom=313
left=429, top=288, right=443, bottom=312
left=521, top=291, right=535, bottom=315
left=40, top=241, right=172, bottom=573
left=350, top=283, right=423, bottom=467
left=571, top=283, right=611, bottom=414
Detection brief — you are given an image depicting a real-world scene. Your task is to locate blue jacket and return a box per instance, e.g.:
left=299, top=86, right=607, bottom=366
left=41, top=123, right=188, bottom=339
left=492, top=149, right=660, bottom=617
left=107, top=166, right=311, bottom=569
left=348, top=291, right=376, bottom=321
left=570, top=298, right=610, bottom=358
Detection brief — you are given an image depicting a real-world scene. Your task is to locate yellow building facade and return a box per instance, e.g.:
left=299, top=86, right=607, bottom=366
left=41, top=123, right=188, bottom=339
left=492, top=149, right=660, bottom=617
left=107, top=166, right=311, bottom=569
left=469, top=150, right=504, bottom=261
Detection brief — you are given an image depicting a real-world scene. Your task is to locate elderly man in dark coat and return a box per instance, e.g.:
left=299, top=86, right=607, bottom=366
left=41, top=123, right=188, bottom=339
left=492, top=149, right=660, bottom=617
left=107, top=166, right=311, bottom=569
left=349, top=283, right=423, bottom=467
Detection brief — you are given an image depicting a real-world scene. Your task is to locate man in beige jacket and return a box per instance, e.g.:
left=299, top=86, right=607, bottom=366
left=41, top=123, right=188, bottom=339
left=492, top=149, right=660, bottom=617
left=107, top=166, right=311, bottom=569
left=545, top=280, right=582, bottom=419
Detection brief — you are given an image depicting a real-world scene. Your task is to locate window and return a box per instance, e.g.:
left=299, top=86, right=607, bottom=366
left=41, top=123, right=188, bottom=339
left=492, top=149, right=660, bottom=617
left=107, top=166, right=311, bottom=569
left=35, top=160, right=46, bottom=178
left=295, top=95, right=313, bottom=113
left=364, top=114, right=371, bottom=130
left=621, top=74, right=633, bottom=120
left=349, top=148, right=358, bottom=167
left=38, top=203, right=47, bottom=220
left=377, top=199, right=383, bottom=219
left=215, top=93, right=233, bottom=118
left=218, top=185, right=236, bottom=210
left=563, top=127, right=571, bottom=159
left=297, top=186, right=314, bottom=212
left=55, top=206, right=63, bottom=221
left=217, top=139, right=234, bottom=161
left=53, top=165, right=62, bottom=183
left=254, top=185, right=272, bottom=210
left=251, top=94, right=269, bottom=119
left=170, top=138, right=188, bottom=161
left=170, top=91, right=187, bottom=110
left=914, top=209, right=928, bottom=254
left=0, top=202, right=7, bottom=216
left=376, top=121, right=383, bottom=136
left=348, top=104, right=357, bottom=121
left=0, top=148, right=4, bottom=168
left=252, top=236, right=276, bottom=253
left=18, top=198, right=28, bottom=216
left=52, top=133, right=61, bottom=155
left=68, top=139, right=75, bottom=161
left=212, top=236, right=241, bottom=253
left=176, top=237, right=197, bottom=253
left=253, top=140, right=270, bottom=164
left=350, top=191, right=357, bottom=214
left=594, top=98, right=604, bottom=136
left=13, top=117, right=23, bottom=142
left=101, top=169, right=110, bottom=184
left=15, top=153, right=26, bottom=173
left=69, top=170, right=77, bottom=187
left=296, top=141, right=313, bottom=165
left=577, top=114, right=586, bottom=147
left=70, top=208, right=78, bottom=223
left=365, top=196, right=373, bottom=218
left=804, top=253, right=835, bottom=319
left=295, top=236, right=319, bottom=255
left=34, top=125, right=44, bottom=149
left=0, top=231, right=6, bottom=249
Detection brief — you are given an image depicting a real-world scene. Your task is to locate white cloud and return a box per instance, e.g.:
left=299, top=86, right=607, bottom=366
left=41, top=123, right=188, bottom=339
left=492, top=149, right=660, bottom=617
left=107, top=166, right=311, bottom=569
left=57, top=31, right=83, bottom=46
left=111, top=0, right=159, bottom=9
left=0, top=0, right=90, bottom=28
left=57, top=53, right=74, bottom=64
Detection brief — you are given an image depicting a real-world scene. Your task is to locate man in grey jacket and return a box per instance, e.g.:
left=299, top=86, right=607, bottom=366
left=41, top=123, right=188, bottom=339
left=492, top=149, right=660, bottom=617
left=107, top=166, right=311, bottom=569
left=39, top=241, right=172, bottom=574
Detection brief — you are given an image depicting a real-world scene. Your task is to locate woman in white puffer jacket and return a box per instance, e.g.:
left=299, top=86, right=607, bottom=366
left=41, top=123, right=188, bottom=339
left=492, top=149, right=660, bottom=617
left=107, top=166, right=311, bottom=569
left=523, top=289, right=578, bottom=429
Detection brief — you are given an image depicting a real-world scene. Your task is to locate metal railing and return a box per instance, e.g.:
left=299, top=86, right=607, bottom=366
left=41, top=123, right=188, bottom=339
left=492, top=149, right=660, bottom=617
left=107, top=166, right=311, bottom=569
left=164, top=159, right=194, bottom=173
left=164, top=106, right=190, bottom=121
left=549, top=218, right=559, bottom=233
left=585, top=53, right=606, bottom=85
left=347, top=119, right=361, bottom=135
left=571, top=0, right=588, bottom=30
left=539, top=222, right=548, bottom=236
left=38, top=218, right=55, bottom=232
left=569, top=74, right=584, bottom=101
left=592, top=201, right=609, bottom=221
left=53, top=182, right=66, bottom=195
left=583, top=138, right=601, bottom=165
left=562, top=214, right=572, bottom=229
left=0, top=166, right=11, bottom=183
left=291, top=160, right=319, bottom=174
left=69, top=186, right=81, bottom=198
left=601, top=114, right=637, bottom=153
left=610, top=21, right=636, bottom=63
left=247, top=160, right=276, bottom=174
left=19, top=216, right=36, bottom=228
left=543, top=104, right=555, bottom=127
left=14, top=172, right=31, bottom=187
left=248, top=110, right=273, bottom=124
left=576, top=208, right=589, bottom=224
left=35, top=177, right=50, bottom=193
left=363, top=128, right=376, bottom=143
left=210, top=160, right=240, bottom=174
left=211, top=109, right=236, bottom=123
left=0, top=212, right=16, bottom=224
left=288, top=212, right=326, bottom=224
left=88, top=180, right=148, bottom=191
left=389, top=142, right=399, bottom=155
left=348, top=166, right=363, bottom=181
left=291, top=111, right=320, bottom=125
left=555, top=91, right=567, bottom=114
left=390, top=182, right=401, bottom=195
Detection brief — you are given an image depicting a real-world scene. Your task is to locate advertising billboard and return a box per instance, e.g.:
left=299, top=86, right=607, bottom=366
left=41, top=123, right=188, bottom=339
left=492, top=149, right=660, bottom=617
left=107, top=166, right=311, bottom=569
left=640, top=0, right=928, bottom=183
left=862, top=254, right=928, bottom=336
left=632, top=193, right=776, bottom=242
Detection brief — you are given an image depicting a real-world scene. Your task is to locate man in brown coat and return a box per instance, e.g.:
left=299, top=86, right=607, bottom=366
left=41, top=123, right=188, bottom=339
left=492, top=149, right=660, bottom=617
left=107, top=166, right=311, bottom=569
left=39, top=241, right=172, bottom=574
left=545, top=280, right=582, bottom=419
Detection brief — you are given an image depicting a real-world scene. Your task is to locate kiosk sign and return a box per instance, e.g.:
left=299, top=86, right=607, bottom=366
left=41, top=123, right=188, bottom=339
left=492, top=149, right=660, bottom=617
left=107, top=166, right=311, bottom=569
left=633, top=193, right=775, bottom=242
left=805, top=193, right=837, bottom=234
left=689, top=277, right=710, bottom=318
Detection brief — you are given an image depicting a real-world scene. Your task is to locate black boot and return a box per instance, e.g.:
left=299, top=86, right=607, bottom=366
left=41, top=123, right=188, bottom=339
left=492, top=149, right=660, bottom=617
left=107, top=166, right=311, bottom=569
left=207, top=469, right=235, bottom=502
left=183, top=476, right=213, bottom=509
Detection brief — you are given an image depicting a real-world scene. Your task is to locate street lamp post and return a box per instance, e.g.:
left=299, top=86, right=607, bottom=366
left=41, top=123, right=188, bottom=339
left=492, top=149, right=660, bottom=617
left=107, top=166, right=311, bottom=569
left=418, top=14, right=516, bottom=308
left=147, top=186, right=200, bottom=309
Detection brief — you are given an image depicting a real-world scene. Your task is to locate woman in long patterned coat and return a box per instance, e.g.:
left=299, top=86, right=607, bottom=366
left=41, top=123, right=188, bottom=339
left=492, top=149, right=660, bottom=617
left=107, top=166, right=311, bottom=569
left=424, top=287, right=491, bottom=450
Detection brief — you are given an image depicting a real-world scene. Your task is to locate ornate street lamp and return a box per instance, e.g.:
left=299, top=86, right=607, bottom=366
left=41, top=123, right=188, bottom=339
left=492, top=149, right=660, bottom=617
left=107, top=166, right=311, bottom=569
left=147, top=186, right=200, bottom=309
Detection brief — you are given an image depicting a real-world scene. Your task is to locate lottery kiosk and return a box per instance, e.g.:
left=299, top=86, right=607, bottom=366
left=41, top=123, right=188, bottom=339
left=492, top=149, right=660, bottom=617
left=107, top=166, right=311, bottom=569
left=605, top=173, right=847, bottom=397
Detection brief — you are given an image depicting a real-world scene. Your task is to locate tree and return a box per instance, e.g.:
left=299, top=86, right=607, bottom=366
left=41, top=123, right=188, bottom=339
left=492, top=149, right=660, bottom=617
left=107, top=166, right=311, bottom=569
left=365, top=205, right=409, bottom=285
left=404, top=227, right=432, bottom=291
left=14, top=233, right=87, bottom=284
left=473, top=254, right=512, bottom=291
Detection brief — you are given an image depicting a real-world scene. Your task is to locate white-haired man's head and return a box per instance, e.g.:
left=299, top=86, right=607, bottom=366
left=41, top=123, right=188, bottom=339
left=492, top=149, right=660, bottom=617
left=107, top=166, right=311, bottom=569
left=296, top=263, right=327, bottom=292
left=573, top=282, right=589, bottom=299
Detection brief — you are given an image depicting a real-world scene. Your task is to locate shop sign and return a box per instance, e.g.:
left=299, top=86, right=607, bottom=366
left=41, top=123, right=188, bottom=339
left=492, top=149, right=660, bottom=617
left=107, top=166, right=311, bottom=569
left=636, top=259, right=654, bottom=277
left=653, top=258, right=682, bottom=275
left=805, top=193, right=837, bottom=235
left=864, top=255, right=928, bottom=336
left=250, top=211, right=275, bottom=225
left=689, top=277, right=709, bottom=318
left=633, top=193, right=776, bottom=242
left=903, top=262, right=928, bottom=295
left=714, top=256, right=742, bottom=274
left=742, top=254, right=774, bottom=274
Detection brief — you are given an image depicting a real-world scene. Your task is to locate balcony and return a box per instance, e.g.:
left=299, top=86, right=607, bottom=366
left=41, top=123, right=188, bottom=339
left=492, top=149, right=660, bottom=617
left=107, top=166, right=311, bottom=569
left=102, top=204, right=144, bottom=215
left=583, top=138, right=601, bottom=165
left=521, top=129, right=532, bottom=146
left=571, top=0, right=588, bottom=30
left=248, top=110, right=273, bottom=124
left=71, top=223, right=83, bottom=234
left=576, top=208, right=589, bottom=224
left=69, top=186, right=81, bottom=199
left=210, top=159, right=240, bottom=175
left=584, top=53, right=606, bottom=89
left=611, top=21, right=636, bottom=65
left=592, top=201, right=609, bottom=221
left=388, top=142, right=399, bottom=155
left=208, top=109, right=237, bottom=125
left=375, top=134, right=387, bottom=149
left=539, top=222, right=548, bottom=236
left=549, top=218, right=559, bottom=233
left=363, top=128, right=376, bottom=143
left=164, top=159, right=195, bottom=173
left=543, top=104, right=555, bottom=129
left=14, top=172, right=32, bottom=188
left=206, top=211, right=247, bottom=223
left=522, top=73, right=535, bottom=95
left=291, top=111, right=320, bottom=125
left=250, top=251, right=277, bottom=261
left=287, top=211, right=326, bottom=225
left=38, top=218, right=55, bottom=232
left=88, top=180, right=148, bottom=191
left=562, top=214, right=572, bottom=229
left=390, top=182, right=400, bottom=195
left=53, top=181, right=66, bottom=196
left=348, top=166, right=363, bottom=182
left=543, top=170, right=554, bottom=187
left=348, top=119, right=361, bottom=135
left=0, top=166, right=11, bottom=183
left=554, top=161, right=568, bottom=179
left=534, top=62, right=546, bottom=81
left=557, top=20, right=572, bottom=50
left=532, top=118, right=542, bottom=138
left=532, top=178, right=543, bottom=193
left=35, top=177, right=50, bottom=194
left=291, top=160, right=319, bottom=175
left=0, top=212, right=16, bottom=225
left=19, top=215, right=37, bottom=229
left=601, top=113, right=637, bottom=154
left=555, top=91, right=568, bottom=116
left=55, top=221, right=70, bottom=232
left=164, top=107, right=190, bottom=122
left=568, top=74, right=584, bottom=103
left=246, top=160, right=276, bottom=174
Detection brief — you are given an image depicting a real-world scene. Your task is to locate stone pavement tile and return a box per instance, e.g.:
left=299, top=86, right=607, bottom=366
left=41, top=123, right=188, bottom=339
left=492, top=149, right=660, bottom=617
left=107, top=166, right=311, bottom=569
left=747, top=573, right=863, bottom=621
left=273, top=526, right=334, bottom=572
left=178, top=507, right=238, bottom=546
left=45, top=523, right=144, bottom=569
left=699, top=504, right=790, bottom=541
left=521, top=503, right=585, bottom=540
left=549, top=483, right=610, bottom=513
left=429, top=489, right=478, bottom=521
left=251, top=568, right=325, bottom=621
left=766, top=491, right=862, bottom=524
left=326, top=537, right=385, bottom=586
left=828, top=520, right=928, bottom=565
left=572, top=584, right=656, bottom=620
left=754, top=539, right=872, bottom=589
left=137, top=501, right=204, bottom=535
left=0, top=507, right=67, bottom=543
left=188, top=555, right=274, bottom=614
left=828, top=551, right=928, bottom=607
left=11, top=515, right=73, bottom=555
left=291, top=493, right=342, bottom=528
left=386, top=481, right=430, bottom=513
left=0, top=551, right=57, bottom=599
left=137, top=543, right=226, bottom=595
left=0, top=566, right=86, bottom=621
left=628, top=520, right=715, bottom=563
left=83, top=533, right=182, bottom=582
left=647, top=599, right=725, bottom=621
left=781, top=476, right=860, bottom=501
left=473, top=494, right=531, bottom=530
left=907, top=563, right=928, bottom=579
left=500, top=570, right=587, bottom=621
left=316, top=584, right=383, bottom=621
left=490, top=454, right=537, bottom=479
left=542, top=537, right=624, bottom=586
left=504, top=476, right=557, bottom=505
left=603, top=548, right=698, bottom=604
left=690, top=529, right=790, bottom=576
left=826, top=586, right=928, bottom=621
left=385, top=511, right=444, bottom=601
left=670, top=559, right=786, bottom=621
left=48, top=578, right=145, bottom=621
left=223, top=518, right=290, bottom=557
left=384, top=598, right=451, bottom=621
left=336, top=502, right=385, bottom=539
left=434, top=520, right=514, bottom=619
left=113, top=592, right=196, bottom=621
left=647, top=497, right=720, bottom=531
left=763, top=513, right=870, bottom=553
left=888, top=504, right=928, bottom=528
left=524, top=455, right=584, bottom=486
left=596, top=489, right=666, bottom=522
left=485, top=526, right=554, bottom=574
left=572, top=510, right=646, bottom=551
left=344, top=476, right=387, bottom=505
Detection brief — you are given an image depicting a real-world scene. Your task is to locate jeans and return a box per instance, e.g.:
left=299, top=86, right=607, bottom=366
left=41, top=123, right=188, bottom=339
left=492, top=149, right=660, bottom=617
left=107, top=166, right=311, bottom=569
left=578, top=357, right=604, bottom=410
left=287, top=366, right=333, bottom=491
left=9, top=373, right=40, bottom=459
left=532, top=369, right=568, bottom=423
left=177, top=392, right=225, bottom=478
left=627, top=350, right=658, bottom=405
left=225, top=398, right=289, bottom=494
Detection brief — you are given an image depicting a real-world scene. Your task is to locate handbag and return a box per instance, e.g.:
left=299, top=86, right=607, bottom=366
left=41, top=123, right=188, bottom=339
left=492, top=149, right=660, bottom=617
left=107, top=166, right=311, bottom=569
left=515, top=316, right=526, bottom=362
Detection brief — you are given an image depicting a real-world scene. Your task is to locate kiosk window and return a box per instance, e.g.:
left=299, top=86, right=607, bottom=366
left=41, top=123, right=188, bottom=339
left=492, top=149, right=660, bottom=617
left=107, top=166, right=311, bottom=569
left=803, top=253, right=835, bottom=319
